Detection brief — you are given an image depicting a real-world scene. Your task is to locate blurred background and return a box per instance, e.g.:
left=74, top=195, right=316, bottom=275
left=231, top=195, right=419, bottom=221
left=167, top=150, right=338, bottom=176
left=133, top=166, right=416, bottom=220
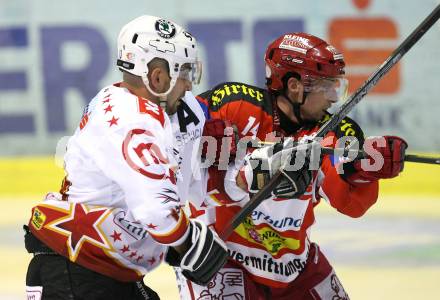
left=1, top=0, right=439, bottom=299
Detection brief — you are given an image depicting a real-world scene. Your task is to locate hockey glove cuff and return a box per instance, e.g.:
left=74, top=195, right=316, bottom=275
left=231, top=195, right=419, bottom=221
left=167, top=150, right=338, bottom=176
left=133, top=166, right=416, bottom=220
left=242, top=140, right=312, bottom=198
left=343, top=136, right=407, bottom=186
left=179, top=219, right=228, bottom=286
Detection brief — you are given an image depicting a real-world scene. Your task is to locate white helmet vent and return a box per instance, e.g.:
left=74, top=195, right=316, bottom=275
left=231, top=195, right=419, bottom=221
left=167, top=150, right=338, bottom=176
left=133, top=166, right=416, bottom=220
left=132, top=34, right=138, bottom=43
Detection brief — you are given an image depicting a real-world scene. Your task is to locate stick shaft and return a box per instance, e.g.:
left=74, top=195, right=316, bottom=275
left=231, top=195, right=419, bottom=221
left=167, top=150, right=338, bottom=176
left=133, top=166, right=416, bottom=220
left=315, top=4, right=440, bottom=139
left=404, top=154, right=440, bottom=165
left=321, top=147, right=440, bottom=165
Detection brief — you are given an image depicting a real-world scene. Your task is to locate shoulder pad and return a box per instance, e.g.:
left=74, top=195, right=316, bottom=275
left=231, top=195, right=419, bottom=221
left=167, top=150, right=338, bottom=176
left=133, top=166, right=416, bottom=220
left=319, top=113, right=365, bottom=145
left=98, top=87, right=166, bottom=131
left=199, top=82, right=272, bottom=113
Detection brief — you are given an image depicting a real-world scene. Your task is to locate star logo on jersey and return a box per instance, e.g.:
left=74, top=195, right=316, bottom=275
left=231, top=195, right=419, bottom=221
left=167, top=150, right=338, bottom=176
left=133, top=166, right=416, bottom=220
left=107, top=116, right=119, bottom=127
left=120, top=245, right=130, bottom=253
left=47, top=203, right=110, bottom=261
left=110, top=230, right=122, bottom=242
left=104, top=105, right=113, bottom=114
left=147, top=223, right=158, bottom=230
left=147, top=256, right=156, bottom=265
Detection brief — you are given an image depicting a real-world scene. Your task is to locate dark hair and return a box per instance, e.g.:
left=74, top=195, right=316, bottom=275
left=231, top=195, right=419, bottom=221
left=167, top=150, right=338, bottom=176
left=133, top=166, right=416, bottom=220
left=272, top=71, right=301, bottom=96
left=147, top=57, right=170, bottom=74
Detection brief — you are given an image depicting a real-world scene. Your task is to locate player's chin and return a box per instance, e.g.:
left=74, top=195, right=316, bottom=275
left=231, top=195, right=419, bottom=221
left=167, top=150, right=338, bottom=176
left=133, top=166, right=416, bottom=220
left=166, top=98, right=182, bottom=115
left=314, top=110, right=326, bottom=120
left=166, top=105, right=178, bottom=115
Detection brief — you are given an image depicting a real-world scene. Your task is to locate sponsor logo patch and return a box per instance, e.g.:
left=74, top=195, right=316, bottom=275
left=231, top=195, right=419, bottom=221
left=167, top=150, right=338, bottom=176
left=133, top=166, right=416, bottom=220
left=279, top=35, right=310, bottom=54
left=228, top=249, right=307, bottom=277
left=235, top=217, right=300, bottom=255
left=155, top=19, right=176, bottom=39
left=122, top=128, right=176, bottom=183
left=31, top=208, right=46, bottom=230
left=211, top=83, right=264, bottom=106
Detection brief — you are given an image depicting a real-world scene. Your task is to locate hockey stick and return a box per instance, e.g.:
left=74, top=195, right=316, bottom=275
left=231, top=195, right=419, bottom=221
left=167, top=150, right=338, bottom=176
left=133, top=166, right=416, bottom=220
left=320, top=147, right=440, bottom=165
left=399, top=154, right=440, bottom=165
left=256, top=141, right=440, bottom=165
left=219, top=4, right=440, bottom=240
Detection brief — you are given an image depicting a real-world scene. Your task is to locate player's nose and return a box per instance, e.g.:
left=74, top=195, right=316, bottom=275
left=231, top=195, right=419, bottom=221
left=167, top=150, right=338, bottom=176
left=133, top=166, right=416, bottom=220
left=184, top=80, right=192, bottom=91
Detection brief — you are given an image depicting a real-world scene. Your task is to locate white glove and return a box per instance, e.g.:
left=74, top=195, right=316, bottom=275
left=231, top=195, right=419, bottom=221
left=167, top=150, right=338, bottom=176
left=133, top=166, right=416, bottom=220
left=242, top=139, right=313, bottom=198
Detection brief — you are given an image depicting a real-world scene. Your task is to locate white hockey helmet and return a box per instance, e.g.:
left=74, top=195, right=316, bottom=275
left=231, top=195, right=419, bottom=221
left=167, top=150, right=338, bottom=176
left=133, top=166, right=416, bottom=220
left=117, top=15, right=201, bottom=98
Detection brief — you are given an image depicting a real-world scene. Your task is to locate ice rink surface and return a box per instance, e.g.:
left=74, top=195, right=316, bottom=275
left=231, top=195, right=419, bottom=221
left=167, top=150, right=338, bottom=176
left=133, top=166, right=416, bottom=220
left=1, top=159, right=439, bottom=299
left=2, top=196, right=440, bottom=299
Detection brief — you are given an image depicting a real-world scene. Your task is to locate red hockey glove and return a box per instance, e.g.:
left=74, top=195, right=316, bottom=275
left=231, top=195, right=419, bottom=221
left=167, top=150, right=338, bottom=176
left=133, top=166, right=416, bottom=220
left=201, top=119, right=238, bottom=166
left=345, top=136, right=407, bottom=185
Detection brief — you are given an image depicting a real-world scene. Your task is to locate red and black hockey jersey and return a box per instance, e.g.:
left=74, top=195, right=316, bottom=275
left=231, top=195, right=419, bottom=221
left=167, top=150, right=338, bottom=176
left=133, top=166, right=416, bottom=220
left=193, top=82, right=378, bottom=287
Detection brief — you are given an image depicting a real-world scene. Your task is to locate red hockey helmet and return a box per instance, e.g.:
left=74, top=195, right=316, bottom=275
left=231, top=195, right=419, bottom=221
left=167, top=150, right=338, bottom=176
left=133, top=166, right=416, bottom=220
left=265, top=32, right=346, bottom=92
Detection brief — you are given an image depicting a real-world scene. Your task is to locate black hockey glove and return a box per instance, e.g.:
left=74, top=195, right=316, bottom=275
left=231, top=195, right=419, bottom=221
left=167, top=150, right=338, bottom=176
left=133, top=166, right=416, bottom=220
left=165, top=219, right=228, bottom=286
left=243, top=139, right=313, bottom=198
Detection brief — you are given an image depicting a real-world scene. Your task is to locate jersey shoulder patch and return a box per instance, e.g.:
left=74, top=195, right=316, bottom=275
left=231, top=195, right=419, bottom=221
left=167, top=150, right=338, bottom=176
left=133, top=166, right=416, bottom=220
left=199, top=82, right=272, bottom=114
left=320, top=113, right=365, bottom=146
left=136, top=96, right=166, bottom=127
left=112, top=85, right=166, bottom=127
left=85, top=85, right=167, bottom=136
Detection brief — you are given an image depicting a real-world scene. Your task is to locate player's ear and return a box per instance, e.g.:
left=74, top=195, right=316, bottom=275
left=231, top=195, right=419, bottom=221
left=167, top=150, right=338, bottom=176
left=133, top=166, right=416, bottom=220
left=148, top=66, right=170, bottom=93
left=286, top=77, right=304, bottom=104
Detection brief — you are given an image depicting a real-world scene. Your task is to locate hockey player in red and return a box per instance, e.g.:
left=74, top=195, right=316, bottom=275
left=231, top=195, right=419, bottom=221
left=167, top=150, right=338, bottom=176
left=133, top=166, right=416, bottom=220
left=23, top=15, right=227, bottom=300
left=175, top=33, right=408, bottom=299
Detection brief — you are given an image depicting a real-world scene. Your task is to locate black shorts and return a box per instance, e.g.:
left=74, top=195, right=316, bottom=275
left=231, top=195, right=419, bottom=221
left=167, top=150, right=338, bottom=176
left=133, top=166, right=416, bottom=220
left=26, top=254, right=160, bottom=300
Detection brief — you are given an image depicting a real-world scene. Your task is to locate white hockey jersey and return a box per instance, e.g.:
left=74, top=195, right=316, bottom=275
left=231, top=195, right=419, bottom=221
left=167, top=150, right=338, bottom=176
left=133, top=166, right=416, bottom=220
left=28, top=84, right=206, bottom=282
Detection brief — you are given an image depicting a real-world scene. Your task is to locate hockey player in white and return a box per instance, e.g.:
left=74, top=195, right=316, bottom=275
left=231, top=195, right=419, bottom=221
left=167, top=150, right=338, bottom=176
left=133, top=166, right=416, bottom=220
left=24, top=15, right=227, bottom=300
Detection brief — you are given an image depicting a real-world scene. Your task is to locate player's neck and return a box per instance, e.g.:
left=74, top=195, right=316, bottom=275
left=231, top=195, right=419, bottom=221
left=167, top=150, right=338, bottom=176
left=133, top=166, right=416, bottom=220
left=276, top=95, right=300, bottom=125
left=120, top=81, right=160, bottom=104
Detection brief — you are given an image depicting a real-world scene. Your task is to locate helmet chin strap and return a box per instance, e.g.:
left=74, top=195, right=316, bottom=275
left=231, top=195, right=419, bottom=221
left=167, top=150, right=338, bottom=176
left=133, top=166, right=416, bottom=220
left=141, top=73, right=177, bottom=108
left=283, top=90, right=308, bottom=125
